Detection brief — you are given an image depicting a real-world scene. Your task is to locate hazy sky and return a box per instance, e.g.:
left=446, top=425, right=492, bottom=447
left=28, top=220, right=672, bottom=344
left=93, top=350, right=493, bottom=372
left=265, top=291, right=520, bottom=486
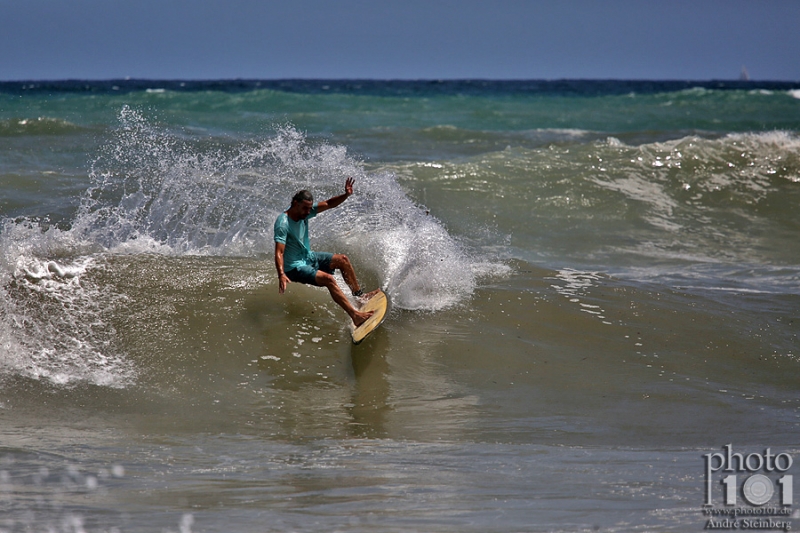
left=1, top=0, right=798, bottom=81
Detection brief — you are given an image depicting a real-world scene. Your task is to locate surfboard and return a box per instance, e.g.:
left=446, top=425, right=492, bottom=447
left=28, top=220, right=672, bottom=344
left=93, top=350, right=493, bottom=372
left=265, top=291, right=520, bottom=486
left=350, top=289, right=389, bottom=344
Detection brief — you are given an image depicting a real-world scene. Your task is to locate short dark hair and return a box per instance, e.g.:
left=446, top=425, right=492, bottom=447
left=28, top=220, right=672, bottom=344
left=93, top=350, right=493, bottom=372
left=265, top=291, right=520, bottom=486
left=292, top=190, right=313, bottom=204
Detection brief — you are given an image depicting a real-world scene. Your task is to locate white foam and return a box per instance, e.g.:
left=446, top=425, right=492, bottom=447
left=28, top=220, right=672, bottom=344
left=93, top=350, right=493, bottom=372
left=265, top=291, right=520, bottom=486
left=0, top=249, right=136, bottom=388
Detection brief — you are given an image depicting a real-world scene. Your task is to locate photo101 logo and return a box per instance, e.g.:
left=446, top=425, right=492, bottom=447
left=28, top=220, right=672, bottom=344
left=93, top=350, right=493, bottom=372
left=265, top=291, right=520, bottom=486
left=703, top=444, right=795, bottom=531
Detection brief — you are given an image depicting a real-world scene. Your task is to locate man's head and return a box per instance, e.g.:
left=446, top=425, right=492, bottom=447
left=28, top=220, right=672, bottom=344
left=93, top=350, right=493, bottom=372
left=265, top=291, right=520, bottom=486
left=289, top=190, right=314, bottom=220
left=292, top=190, right=313, bottom=204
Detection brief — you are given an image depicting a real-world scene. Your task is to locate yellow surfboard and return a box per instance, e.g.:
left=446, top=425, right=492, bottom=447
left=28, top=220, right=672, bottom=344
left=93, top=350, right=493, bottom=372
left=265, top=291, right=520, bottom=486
left=350, top=289, right=389, bottom=344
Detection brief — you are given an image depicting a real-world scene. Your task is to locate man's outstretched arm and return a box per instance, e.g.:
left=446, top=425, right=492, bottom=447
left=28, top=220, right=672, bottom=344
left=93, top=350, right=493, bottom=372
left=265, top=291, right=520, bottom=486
left=316, top=177, right=355, bottom=213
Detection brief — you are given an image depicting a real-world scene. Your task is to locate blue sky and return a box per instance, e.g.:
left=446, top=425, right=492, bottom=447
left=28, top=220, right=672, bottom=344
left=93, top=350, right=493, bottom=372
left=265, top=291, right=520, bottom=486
left=1, top=0, right=798, bottom=81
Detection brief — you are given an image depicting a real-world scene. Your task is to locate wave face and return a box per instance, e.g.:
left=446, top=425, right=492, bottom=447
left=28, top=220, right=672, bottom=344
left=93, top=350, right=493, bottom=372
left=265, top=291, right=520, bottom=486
left=390, top=130, right=800, bottom=291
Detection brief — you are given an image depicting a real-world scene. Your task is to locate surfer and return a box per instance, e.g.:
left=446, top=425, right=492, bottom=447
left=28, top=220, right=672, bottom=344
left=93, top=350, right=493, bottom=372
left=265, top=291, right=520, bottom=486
left=274, top=177, right=375, bottom=327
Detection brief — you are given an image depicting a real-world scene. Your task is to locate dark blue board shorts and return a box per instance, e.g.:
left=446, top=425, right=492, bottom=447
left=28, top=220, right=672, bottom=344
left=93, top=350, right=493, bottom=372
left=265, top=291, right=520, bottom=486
left=285, top=252, right=334, bottom=285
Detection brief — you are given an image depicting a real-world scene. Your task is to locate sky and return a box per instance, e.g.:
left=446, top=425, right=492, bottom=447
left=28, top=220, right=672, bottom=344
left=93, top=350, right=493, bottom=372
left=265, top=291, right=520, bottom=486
left=1, top=0, right=798, bottom=81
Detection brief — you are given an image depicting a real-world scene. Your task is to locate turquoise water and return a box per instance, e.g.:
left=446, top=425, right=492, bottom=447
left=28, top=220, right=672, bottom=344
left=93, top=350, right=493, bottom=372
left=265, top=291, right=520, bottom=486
left=1, top=80, right=799, bottom=532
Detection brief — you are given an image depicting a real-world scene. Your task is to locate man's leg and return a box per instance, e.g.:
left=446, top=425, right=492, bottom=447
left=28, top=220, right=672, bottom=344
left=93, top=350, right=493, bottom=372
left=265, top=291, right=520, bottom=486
left=315, top=270, right=373, bottom=327
left=329, top=254, right=363, bottom=296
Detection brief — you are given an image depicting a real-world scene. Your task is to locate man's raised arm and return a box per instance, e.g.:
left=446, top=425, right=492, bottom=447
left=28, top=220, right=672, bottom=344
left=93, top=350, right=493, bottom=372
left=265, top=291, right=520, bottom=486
left=316, top=177, right=355, bottom=213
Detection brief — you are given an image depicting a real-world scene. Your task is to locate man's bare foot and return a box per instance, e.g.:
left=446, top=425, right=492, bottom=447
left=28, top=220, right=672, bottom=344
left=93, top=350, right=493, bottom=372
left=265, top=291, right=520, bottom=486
left=352, top=310, right=375, bottom=328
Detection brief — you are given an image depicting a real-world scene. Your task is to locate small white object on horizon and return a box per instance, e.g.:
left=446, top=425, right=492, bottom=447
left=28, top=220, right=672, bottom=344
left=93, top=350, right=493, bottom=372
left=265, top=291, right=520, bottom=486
left=740, top=65, right=750, bottom=81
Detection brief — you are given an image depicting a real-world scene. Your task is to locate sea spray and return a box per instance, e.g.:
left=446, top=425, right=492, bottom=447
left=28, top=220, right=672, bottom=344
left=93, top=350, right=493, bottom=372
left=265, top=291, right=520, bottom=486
left=75, top=107, right=488, bottom=309
left=0, top=109, right=495, bottom=387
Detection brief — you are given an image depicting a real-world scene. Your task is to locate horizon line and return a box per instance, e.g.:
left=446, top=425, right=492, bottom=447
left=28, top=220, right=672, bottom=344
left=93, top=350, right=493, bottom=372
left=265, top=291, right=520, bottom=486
left=2, top=77, right=799, bottom=85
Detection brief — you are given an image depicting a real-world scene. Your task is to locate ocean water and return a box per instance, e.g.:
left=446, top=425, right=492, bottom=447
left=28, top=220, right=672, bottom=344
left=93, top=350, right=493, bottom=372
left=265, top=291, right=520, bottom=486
left=0, top=79, right=799, bottom=532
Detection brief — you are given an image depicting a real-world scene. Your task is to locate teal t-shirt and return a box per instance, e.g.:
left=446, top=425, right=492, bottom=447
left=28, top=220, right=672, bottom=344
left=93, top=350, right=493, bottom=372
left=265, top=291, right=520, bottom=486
left=273, top=204, right=319, bottom=271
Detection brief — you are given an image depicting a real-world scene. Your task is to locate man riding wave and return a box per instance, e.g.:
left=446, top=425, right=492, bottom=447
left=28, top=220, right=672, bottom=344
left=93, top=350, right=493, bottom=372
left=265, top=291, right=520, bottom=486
left=273, top=177, right=376, bottom=326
